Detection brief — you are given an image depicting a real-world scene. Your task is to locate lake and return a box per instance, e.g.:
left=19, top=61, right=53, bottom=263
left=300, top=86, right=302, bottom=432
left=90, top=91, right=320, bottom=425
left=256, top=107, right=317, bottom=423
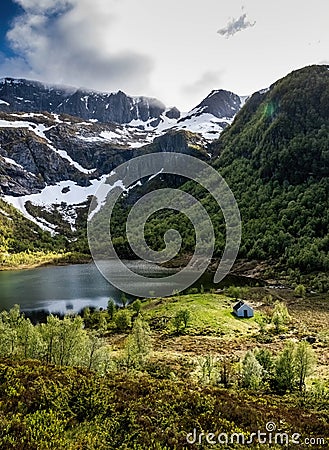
left=0, top=261, right=261, bottom=317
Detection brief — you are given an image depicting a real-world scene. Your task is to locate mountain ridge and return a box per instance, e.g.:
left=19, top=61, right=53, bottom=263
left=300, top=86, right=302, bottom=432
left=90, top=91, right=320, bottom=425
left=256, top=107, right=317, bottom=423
left=0, top=77, right=244, bottom=139
left=0, top=77, right=169, bottom=125
left=1, top=65, right=328, bottom=284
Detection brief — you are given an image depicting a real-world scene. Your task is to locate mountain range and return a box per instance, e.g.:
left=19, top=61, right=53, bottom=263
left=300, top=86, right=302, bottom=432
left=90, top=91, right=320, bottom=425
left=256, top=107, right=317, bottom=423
left=107, top=65, right=329, bottom=285
left=0, top=77, right=244, bottom=234
left=0, top=77, right=243, bottom=140
left=0, top=65, right=328, bottom=284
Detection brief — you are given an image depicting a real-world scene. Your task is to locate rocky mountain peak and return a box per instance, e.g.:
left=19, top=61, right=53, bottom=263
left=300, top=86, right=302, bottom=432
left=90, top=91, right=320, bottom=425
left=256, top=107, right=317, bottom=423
left=194, top=89, right=242, bottom=119
left=0, top=78, right=171, bottom=125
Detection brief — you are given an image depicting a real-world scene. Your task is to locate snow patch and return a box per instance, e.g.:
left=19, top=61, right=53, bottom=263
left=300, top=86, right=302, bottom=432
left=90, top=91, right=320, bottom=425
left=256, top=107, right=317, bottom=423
left=171, top=112, right=231, bottom=141
left=239, top=95, right=249, bottom=107
left=259, top=87, right=270, bottom=95
left=49, top=143, right=96, bottom=174
left=148, top=168, right=164, bottom=181
left=4, top=176, right=125, bottom=232
left=128, top=141, right=149, bottom=148
left=0, top=117, right=95, bottom=174
left=126, top=107, right=234, bottom=141
left=88, top=175, right=125, bottom=221
left=0, top=118, right=54, bottom=142
left=81, top=96, right=89, bottom=110
left=3, top=196, right=55, bottom=233
left=0, top=208, right=12, bottom=219
left=100, top=130, right=122, bottom=140
left=2, top=157, right=24, bottom=169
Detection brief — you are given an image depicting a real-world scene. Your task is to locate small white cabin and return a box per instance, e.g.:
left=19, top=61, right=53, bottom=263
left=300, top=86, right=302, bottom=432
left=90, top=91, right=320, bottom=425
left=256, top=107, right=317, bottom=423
left=233, top=300, right=254, bottom=318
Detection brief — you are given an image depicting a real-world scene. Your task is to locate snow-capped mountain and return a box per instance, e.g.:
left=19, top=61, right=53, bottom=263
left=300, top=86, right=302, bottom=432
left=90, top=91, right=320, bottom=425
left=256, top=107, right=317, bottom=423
left=170, top=90, right=246, bottom=140
left=0, top=77, right=246, bottom=234
left=0, top=77, right=177, bottom=125
left=0, top=77, right=245, bottom=140
left=0, top=110, right=209, bottom=233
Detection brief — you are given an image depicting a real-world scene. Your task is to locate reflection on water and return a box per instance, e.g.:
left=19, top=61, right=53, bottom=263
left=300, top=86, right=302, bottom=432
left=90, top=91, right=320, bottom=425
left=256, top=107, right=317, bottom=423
left=0, top=261, right=262, bottom=316
left=0, top=261, right=176, bottom=315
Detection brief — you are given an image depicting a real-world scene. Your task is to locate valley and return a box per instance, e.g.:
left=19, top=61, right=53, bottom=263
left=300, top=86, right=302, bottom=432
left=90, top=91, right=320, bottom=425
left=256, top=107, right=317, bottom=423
left=1, top=66, right=328, bottom=289
left=0, top=65, right=328, bottom=449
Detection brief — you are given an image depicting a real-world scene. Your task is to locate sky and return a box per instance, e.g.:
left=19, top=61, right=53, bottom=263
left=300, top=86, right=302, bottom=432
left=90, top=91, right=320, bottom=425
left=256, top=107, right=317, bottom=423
left=0, top=0, right=328, bottom=111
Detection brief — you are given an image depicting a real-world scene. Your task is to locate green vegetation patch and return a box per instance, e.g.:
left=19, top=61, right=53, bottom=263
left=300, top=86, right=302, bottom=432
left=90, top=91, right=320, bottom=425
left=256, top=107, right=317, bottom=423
left=0, top=359, right=327, bottom=450
left=141, top=293, right=260, bottom=337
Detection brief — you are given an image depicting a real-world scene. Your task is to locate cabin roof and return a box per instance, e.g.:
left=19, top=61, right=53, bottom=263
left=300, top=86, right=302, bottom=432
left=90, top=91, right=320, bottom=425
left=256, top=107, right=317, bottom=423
left=233, top=300, right=245, bottom=311
left=233, top=300, right=253, bottom=311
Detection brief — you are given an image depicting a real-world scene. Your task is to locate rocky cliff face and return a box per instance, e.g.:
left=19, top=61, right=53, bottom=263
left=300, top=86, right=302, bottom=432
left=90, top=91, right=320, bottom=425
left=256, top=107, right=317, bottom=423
left=0, top=111, right=150, bottom=196
left=0, top=114, right=93, bottom=195
left=0, top=78, right=244, bottom=234
left=192, top=89, right=242, bottom=119
left=0, top=78, right=169, bottom=125
left=0, top=109, right=212, bottom=233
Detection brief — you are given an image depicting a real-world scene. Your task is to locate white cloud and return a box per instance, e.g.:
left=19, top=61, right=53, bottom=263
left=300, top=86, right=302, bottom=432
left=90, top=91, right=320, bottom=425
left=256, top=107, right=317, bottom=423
left=217, top=13, right=256, bottom=38
left=2, top=0, right=154, bottom=94
left=14, top=0, right=71, bottom=13
left=181, top=71, right=224, bottom=107
left=0, top=0, right=328, bottom=110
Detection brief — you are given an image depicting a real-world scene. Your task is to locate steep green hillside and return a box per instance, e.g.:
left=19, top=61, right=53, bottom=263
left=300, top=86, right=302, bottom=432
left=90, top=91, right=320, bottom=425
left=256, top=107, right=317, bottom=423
left=0, top=199, right=56, bottom=254
left=210, top=65, right=329, bottom=275
left=108, top=66, right=329, bottom=282
left=214, top=64, right=329, bottom=183
left=0, top=199, right=88, bottom=268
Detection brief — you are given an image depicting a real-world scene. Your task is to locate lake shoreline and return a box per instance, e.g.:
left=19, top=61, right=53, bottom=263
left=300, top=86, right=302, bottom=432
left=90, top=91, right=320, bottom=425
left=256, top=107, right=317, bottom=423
left=0, top=247, right=294, bottom=292
left=0, top=254, right=267, bottom=281
left=0, top=258, right=268, bottom=317
left=0, top=253, right=273, bottom=285
left=0, top=253, right=92, bottom=272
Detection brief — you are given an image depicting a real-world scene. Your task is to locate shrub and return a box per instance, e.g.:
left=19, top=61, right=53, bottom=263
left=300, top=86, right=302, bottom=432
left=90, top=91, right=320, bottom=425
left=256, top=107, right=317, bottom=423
left=114, top=310, right=131, bottom=332
left=294, top=284, right=306, bottom=298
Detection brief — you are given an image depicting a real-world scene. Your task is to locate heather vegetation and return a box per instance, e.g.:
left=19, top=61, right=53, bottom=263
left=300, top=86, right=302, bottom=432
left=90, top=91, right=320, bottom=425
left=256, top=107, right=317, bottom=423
left=0, top=285, right=328, bottom=448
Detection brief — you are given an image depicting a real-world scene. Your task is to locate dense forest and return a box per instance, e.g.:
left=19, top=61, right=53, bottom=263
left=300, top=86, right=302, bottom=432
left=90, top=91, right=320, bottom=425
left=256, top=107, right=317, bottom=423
left=211, top=65, right=329, bottom=273
left=107, top=66, right=329, bottom=286
left=1, top=66, right=329, bottom=286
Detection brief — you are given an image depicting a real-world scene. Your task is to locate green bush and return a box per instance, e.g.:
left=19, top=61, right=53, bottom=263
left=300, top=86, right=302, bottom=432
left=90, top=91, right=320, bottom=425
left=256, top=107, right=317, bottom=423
left=114, top=309, right=132, bottom=332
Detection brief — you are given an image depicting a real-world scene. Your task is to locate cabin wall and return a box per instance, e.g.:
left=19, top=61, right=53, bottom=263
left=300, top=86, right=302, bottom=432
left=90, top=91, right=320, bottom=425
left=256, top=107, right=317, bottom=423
left=234, top=307, right=254, bottom=318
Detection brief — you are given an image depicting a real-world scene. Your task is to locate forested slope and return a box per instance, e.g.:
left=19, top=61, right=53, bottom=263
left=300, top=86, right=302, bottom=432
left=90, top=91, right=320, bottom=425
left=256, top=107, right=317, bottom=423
left=211, top=65, right=329, bottom=274
left=109, top=66, right=329, bottom=282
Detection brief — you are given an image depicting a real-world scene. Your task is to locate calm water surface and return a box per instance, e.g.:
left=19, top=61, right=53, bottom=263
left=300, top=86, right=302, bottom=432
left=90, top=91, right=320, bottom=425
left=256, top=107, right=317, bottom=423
left=0, top=261, right=181, bottom=315
left=0, top=261, right=260, bottom=316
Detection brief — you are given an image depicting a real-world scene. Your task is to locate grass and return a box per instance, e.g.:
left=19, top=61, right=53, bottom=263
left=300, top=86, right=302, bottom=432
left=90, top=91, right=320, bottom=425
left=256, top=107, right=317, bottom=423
left=0, top=251, right=90, bottom=270
left=104, top=289, right=328, bottom=383
left=141, top=293, right=260, bottom=337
